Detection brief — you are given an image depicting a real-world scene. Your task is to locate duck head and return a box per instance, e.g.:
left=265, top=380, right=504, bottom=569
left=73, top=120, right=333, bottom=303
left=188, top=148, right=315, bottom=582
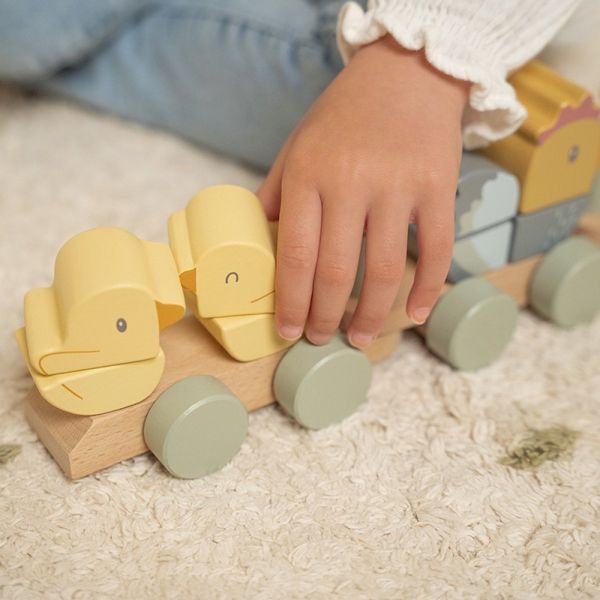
left=168, top=185, right=276, bottom=318
left=22, top=227, right=185, bottom=377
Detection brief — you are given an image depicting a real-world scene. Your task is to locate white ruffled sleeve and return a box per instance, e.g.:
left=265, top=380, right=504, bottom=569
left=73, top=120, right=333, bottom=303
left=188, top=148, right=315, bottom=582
left=337, top=0, right=582, bottom=148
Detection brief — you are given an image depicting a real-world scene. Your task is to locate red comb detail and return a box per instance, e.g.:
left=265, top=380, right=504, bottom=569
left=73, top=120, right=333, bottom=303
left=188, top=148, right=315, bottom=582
left=537, top=96, right=600, bottom=145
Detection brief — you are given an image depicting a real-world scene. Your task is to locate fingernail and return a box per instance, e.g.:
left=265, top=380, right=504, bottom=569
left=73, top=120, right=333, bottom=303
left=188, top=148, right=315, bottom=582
left=278, top=324, right=303, bottom=341
left=411, top=307, right=431, bottom=325
left=348, top=331, right=374, bottom=348
left=306, top=330, right=332, bottom=346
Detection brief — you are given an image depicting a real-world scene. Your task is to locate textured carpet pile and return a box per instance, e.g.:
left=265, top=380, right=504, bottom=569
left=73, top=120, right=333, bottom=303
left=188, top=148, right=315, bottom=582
left=1, top=88, right=599, bottom=599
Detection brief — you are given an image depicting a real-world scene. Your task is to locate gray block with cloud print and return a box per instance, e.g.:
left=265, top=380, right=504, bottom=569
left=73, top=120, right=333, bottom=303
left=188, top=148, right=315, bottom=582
left=455, top=153, right=519, bottom=239
left=510, top=195, right=590, bottom=262
left=407, top=220, right=513, bottom=283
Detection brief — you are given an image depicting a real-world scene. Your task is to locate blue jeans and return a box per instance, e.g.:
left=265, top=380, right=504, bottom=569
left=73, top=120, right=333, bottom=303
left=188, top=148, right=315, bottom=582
left=0, top=0, right=359, bottom=169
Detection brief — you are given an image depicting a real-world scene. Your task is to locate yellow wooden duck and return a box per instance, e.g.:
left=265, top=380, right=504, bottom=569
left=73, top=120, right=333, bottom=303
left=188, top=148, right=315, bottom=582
left=169, top=185, right=292, bottom=361
left=168, top=185, right=276, bottom=318
left=15, top=228, right=185, bottom=415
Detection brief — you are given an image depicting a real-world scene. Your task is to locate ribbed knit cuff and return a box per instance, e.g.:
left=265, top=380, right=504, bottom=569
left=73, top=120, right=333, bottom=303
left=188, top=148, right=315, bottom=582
left=337, top=0, right=581, bottom=148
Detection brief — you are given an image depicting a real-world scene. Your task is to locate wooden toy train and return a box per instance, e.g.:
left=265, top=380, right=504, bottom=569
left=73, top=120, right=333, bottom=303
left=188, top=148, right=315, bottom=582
left=17, top=61, right=600, bottom=480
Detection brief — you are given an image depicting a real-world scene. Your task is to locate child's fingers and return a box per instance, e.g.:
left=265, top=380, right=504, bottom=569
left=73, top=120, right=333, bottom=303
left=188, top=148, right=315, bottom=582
left=406, top=199, right=455, bottom=324
left=256, top=136, right=294, bottom=220
left=305, top=197, right=366, bottom=345
left=275, top=176, right=321, bottom=340
left=347, top=200, right=408, bottom=347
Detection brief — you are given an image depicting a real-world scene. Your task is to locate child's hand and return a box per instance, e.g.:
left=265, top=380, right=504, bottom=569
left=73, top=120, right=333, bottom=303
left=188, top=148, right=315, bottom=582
left=258, top=35, right=470, bottom=348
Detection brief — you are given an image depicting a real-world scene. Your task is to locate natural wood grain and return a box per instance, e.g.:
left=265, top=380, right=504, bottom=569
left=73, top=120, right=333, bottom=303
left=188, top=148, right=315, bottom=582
left=25, top=316, right=287, bottom=478
left=363, top=331, right=402, bottom=363
left=481, top=255, right=540, bottom=307
left=578, top=212, right=600, bottom=245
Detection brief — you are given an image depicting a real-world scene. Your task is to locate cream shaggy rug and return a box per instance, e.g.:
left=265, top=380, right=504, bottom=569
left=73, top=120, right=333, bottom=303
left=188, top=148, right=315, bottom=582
left=1, top=87, right=600, bottom=600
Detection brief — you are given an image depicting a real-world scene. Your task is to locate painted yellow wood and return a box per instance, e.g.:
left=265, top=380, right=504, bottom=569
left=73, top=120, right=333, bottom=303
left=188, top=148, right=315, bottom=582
left=168, top=185, right=275, bottom=317
left=17, top=228, right=185, bottom=415
left=198, top=312, right=294, bottom=362
left=480, top=60, right=600, bottom=213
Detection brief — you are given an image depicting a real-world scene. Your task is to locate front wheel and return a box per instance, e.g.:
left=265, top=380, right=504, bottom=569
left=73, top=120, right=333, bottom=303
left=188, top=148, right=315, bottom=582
left=144, top=375, right=248, bottom=479
left=273, top=335, right=372, bottom=430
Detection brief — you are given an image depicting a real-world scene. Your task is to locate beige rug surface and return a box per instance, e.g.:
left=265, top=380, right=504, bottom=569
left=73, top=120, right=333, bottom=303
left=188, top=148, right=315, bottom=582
left=1, top=87, right=599, bottom=600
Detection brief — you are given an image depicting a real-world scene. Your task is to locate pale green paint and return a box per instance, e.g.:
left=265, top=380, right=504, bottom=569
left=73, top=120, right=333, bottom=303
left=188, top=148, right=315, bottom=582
left=425, top=277, right=518, bottom=370
left=144, top=375, right=248, bottom=479
left=274, top=335, right=372, bottom=430
left=529, top=236, right=600, bottom=328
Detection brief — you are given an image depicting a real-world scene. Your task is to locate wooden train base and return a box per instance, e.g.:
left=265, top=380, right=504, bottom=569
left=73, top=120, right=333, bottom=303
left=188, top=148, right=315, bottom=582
left=24, top=213, right=600, bottom=480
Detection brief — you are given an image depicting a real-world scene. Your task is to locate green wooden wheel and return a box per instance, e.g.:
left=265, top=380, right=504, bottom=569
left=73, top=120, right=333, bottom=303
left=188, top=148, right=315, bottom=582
left=425, top=277, right=518, bottom=370
left=273, top=334, right=372, bottom=430
left=144, top=375, right=248, bottom=479
left=529, top=236, right=600, bottom=328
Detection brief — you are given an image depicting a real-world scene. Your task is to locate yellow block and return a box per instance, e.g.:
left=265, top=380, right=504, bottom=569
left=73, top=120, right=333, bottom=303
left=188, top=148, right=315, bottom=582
left=183, top=288, right=291, bottom=361
left=509, top=61, right=596, bottom=144
left=17, top=227, right=185, bottom=414
left=480, top=60, right=600, bottom=213
left=199, top=313, right=293, bottom=362
left=23, top=228, right=184, bottom=376
left=168, top=185, right=275, bottom=318
left=16, top=328, right=165, bottom=416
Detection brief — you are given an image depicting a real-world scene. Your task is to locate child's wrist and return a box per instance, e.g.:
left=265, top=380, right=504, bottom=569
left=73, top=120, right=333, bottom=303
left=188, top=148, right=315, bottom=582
left=352, top=34, right=471, bottom=117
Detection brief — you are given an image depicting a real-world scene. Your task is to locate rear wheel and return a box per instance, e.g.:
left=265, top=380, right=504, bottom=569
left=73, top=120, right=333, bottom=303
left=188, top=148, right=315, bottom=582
left=425, top=277, right=518, bottom=370
left=529, top=236, right=600, bottom=328
left=144, top=375, right=248, bottom=479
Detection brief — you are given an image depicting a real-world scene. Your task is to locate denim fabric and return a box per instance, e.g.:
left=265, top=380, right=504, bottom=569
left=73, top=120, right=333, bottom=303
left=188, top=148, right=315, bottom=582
left=0, top=0, right=363, bottom=169
left=0, top=0, right=152, bottom=80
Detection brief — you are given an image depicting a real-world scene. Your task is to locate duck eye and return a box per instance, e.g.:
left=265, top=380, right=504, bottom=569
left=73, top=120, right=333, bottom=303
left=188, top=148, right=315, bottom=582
left=116, top=318, right=127, bottom=332
left=225, top=271, right=239, bottom=284
left=568, top=145, right=579, bottom=162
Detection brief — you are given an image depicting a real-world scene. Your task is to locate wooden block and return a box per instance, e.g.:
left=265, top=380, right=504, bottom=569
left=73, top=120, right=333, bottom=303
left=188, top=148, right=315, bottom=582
left=407, top=153, right=518, bottom=270
left=510, top=195, right=590, bottom=261
left=456, top=153, right=519, bottom=238
left=168, top=185, right=275, bottom=318
left=408, top=214, right=513, bottom=284
left=446, top=221, right=513, bottom=283
left=183, top=287, right=292, bottom=362
left=24, top=316, right=288, bottom=479
left=480, top=60, right=600, bottom=213
left=363, top=331, right=402, bottom=362
left=18, top=228, right=185, bottom=415
left=481, top=255, right=540, bottom=308
left=16, top=328, right=165, bottom=416
left=198, top=312, right=294, bottom=362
